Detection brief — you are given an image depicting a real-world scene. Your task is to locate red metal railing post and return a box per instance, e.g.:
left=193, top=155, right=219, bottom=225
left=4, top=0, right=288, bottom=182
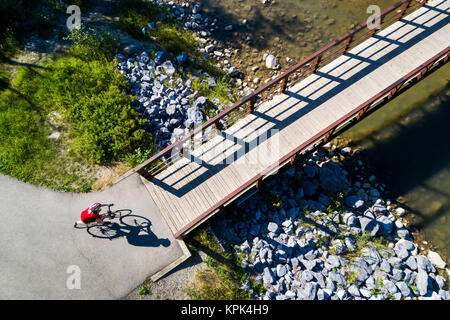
left=289, top=153, right=297, bottom=166
left=417, top=0, right=426, bottom=9
left=397, top=1, right=410, bottom=21
left=248, top=96, right=255, bottom=113
left=323, top=128, right=335, bottom=143
left=280, top=76, right=288, bottom=93
left=311, top=56, right=321, bottom=73
left=256, top=177, right=263, bottom=190
left=133, top=0, right=437, bottom=175
left=341, top=35, right=353, bottom=55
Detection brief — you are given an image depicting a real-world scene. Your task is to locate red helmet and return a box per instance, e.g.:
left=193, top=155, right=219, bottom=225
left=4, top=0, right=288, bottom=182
left=89, top=203, right=102, bottom=212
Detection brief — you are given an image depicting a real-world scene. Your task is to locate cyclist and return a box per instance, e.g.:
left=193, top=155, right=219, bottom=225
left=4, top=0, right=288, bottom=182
left=74, top=202, right=112, bottom=228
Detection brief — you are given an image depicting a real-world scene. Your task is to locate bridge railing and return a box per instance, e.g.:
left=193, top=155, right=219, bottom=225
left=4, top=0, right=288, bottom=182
left=174, top=45, right=449, bottom=238
left=135, top=0, right=427, bottom=177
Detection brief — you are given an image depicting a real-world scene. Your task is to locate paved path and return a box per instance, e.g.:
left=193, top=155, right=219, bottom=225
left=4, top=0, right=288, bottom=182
left=0, top=173, right=189, bottom=299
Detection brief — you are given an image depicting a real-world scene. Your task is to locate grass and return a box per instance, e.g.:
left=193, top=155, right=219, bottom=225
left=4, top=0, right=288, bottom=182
left=138, top=279, right=153, bottom=296
left=64, top=26, right=119, bottom=61
left=315, top=236, right=329, bottom=248
left=346, top=271, right=358, bottom=285
left=125, top=146, right=158, bottom=167
left=46, top=0, right=93, bottom=12
left=262, top=193, right=283, bottom=211
left=190, top=76, right=240, bottom=117
left=0, top=60, right=90, bottom=191
left=326, top=192, right=344, bottom=214
left=0, top=31, right=20, bottom=61
left=185, top=228, right=263, bottom=300
left=355, top=231, right=373, bottom=248
left=0, top=28, right=152, bottom=191
left=118, top=0, right=197, bottom=55
left=370, top=286, right=383, bottom=296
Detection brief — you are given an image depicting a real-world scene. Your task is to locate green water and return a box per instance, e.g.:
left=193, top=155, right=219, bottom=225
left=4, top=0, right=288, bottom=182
left=200, top=0, right=398, bottom=61
left=198, top=0, right=450, bottom=262
left=342, top=64, right=450, bottom=263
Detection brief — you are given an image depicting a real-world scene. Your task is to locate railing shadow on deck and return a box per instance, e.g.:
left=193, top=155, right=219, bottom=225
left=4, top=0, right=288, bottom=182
left=146, top=1, right=449, bottom=198
left=153, top=5, right=443, bottom=190
left=133, top=0, right=431, bottom=179
left=159, top=1, right=448, bottom=178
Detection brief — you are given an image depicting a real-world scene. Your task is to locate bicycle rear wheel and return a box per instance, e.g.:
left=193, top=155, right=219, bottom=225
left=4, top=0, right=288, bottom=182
left=87, top=223, right=121, bottom=239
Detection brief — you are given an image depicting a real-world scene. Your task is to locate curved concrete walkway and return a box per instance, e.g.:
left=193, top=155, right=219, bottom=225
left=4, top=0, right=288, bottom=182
left=0, top=173, right=189, bottom=299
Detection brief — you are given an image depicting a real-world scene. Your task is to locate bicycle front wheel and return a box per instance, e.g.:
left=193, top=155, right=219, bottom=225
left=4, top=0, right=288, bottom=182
left=111, top=209, right=132, bottom=219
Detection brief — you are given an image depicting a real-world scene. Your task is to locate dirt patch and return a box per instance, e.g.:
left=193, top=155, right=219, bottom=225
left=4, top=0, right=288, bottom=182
left=125, top=250, right=206, bottom=300
left=91, top=162, right=132, bottom=191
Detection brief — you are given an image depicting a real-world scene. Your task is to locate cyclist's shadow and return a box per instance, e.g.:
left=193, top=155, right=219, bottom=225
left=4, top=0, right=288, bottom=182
left=87, top=214, right=170, bottom=247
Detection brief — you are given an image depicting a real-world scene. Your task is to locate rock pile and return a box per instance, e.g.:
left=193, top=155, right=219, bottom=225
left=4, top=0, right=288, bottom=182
left=153, top=1, right=242, bottom=78
left=213, top=145, right=449, bottom=300
left=114, top=1, right=252, bottom=148
left=115, top=51, right=228, bottom=149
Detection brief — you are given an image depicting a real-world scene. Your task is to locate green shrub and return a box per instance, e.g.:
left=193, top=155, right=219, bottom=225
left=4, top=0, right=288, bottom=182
left=186, top=229, right=257, bottom=300
left=64, top=26, right=119, bottom=61
left=125, top=147, right=157, bottom=166
left=119, top=0, right=199, bottom=56
left=0, top=30, right=20, bottom=59
left=355, top=231, right=373, bottom=248
left=0, top=54, right=152, bottom=189
left=0, top=0, right=27, bottom=57
left=46, top=0, right=93, bottom=12
left=34, top=57, right=150, bottom=163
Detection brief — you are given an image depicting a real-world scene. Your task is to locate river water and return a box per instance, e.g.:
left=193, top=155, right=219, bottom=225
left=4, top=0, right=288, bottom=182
left=200, top=0, right=397, bottom=62
left=341, top=65, right=450, bottom=263
left=198, top=0, right=450, bottom=262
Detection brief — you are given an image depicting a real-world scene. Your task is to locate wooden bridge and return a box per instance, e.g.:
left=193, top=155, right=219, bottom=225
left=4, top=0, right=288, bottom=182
left=122, top=0, right=450, bottom=239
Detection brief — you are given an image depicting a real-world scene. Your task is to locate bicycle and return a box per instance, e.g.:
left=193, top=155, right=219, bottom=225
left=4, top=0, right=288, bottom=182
left=74, top=204, right=132, bottom=229
left=87, top=214, right=152, bottom=240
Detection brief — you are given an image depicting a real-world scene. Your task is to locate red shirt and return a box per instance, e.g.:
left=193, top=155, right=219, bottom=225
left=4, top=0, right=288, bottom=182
left=81, top=208, right=102, bottom=223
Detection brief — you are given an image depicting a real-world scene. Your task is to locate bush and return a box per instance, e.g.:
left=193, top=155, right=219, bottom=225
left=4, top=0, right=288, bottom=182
left=35, top=57, right=150, bottom=163
left=185, top=229, right=257, bottom=300
left=64, top=26, right=119, bottom=61
left=0, top=55, right=152, bottom=192
left=118, top=0, right=200, bottom=56
left=46, top=0, right=92, bottom=12
left=125, top=147, right=157, bottom=166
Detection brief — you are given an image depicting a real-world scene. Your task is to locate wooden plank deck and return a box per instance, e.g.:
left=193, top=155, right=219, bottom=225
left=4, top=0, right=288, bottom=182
left=143, top=0, right=450, bottom=237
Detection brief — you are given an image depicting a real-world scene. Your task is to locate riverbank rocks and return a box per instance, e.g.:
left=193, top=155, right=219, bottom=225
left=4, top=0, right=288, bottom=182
left=209, top=140, right=449, bottom=300
left=116, top=44, right=228, bottom=148
left=346, top=195, right=364, bottom=209
left=427, top=251, right=447, bottom=269
left=130, top=2, right=448, bottom=295
left=319, top=161, right=343, bottom=193
left=265, top=54, right=279, bottom=69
